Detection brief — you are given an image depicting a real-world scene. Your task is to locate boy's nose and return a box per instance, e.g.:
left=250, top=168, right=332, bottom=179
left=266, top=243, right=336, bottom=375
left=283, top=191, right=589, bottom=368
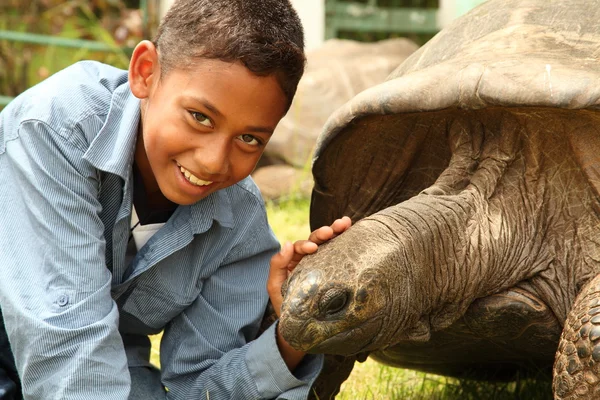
left=195, top=138, right=230, bottom=176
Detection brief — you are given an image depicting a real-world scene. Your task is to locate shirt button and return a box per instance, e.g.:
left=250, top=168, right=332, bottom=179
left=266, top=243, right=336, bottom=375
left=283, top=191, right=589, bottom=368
left=57, top=294, right=69, bottom=307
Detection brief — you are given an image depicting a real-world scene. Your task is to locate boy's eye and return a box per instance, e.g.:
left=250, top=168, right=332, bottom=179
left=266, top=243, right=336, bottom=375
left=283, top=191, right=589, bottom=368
left=238, top=134, right=262, bottom=146
left=190, top=111, right=212, bottom=127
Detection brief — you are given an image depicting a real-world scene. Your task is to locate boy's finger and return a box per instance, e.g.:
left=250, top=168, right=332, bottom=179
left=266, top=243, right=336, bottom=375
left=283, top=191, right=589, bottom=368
left=331, top=216, right=352, bottom=234
left=307, top=216, right=352, bottom=244
left=307, top=226, right=334, bottom=244
left=293, top=240, right=318, bottom=256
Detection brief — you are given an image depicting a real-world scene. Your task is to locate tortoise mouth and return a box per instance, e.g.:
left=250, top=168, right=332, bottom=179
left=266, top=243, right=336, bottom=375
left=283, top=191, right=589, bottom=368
left=285, top=314, right=385, bottom=355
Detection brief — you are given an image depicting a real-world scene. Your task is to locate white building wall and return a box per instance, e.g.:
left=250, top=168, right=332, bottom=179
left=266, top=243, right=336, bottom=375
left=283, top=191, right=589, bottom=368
left=160, top=0, right=174, bottom=19
left=289, top=0, right=325, bottom=51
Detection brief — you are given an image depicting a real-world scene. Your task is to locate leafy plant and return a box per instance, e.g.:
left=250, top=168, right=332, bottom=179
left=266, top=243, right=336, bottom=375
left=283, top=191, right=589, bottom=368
left=0, top=0, right=148, bottom=100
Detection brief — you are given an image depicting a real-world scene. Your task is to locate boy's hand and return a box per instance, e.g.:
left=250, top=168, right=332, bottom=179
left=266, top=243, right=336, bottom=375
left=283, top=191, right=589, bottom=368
left=267, top=216, right=352, bottom=318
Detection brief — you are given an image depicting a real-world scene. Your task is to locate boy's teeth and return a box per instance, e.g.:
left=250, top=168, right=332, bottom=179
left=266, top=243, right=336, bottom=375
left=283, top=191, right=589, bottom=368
left=179, top=166, right=212, bottom=186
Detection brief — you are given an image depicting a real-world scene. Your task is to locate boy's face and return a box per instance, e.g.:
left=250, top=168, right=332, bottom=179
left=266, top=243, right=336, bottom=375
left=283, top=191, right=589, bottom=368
left=130, top=44, right=288, bottom=206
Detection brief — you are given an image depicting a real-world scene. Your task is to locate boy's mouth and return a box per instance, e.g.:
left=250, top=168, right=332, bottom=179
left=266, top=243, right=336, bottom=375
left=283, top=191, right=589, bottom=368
left=177, top=163, right=213, bottom=187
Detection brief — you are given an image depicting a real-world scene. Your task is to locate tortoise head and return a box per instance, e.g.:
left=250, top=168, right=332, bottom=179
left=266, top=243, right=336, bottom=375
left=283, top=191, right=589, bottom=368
left=279, top=221, right=414, bottom=354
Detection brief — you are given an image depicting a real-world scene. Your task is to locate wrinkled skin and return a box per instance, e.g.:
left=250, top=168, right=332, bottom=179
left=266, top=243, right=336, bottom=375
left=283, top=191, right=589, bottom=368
left=276, top=0, right=600, bottom=398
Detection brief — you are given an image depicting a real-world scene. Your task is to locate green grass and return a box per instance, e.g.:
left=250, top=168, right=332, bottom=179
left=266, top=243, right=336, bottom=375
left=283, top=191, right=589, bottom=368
left=338, top=359, right=552, bottom=399
left=150, top=195, right=553, bottom=398
left=265, top=196, right=313, bottom=244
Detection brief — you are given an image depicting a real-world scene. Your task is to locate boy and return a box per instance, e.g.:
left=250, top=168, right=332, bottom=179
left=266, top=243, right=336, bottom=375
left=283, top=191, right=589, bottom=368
left=0, top=0, right=351, bottom=398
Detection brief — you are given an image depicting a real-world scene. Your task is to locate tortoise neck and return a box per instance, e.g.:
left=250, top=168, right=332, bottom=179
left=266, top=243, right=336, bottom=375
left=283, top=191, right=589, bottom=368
left=367, top=187, right=540, bottom=340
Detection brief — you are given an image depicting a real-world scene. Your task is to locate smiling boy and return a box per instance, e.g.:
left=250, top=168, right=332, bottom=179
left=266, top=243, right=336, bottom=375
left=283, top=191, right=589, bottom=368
left=0, top=1, right=350, bottom=399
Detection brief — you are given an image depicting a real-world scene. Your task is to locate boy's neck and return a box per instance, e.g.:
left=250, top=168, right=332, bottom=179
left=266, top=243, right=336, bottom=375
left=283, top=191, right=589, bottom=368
left=132, top=162, right=178, bottom=225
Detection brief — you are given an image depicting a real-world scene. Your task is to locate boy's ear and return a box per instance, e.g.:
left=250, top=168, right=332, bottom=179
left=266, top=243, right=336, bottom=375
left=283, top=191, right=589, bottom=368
left=129, top=40, right=160, bottom=99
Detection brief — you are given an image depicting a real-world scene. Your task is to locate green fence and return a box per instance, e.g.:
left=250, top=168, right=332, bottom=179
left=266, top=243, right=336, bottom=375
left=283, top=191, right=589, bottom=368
left=0, top=0, right=159, bottom=108
left=325, top=0, right=439, bottom=43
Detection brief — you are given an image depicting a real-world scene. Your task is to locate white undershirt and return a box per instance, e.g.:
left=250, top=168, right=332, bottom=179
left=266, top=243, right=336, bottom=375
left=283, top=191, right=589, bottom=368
left=130, top=207, right=165, bottom=251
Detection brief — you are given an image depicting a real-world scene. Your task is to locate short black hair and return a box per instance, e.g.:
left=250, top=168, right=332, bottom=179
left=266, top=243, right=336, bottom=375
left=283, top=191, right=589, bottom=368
left=153, top=0, right=306, bottom=110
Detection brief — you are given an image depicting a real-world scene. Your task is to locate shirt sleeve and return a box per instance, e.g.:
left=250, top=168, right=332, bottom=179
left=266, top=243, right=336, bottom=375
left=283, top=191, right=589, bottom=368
left=0, top=120, right=130, bottom=399
left=159, top=211, right=324, bottom=400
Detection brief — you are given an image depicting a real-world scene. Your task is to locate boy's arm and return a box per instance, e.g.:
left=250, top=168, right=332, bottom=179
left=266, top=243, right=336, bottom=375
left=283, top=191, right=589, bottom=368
left=0, top=120, right=130, bottom=398
left=158, top=212, right=326, bottom=400
left=159, top=215, right=351, bottom=400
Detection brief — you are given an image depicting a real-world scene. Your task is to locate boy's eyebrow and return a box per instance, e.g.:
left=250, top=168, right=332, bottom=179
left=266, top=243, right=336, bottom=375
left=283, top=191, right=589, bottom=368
left=186, top=96, right=276, bottom=135
left=191, top=97, right=223, bottom=118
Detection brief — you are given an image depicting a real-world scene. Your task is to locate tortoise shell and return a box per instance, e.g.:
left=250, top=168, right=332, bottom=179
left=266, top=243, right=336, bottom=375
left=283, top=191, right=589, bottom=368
left=311, top=0, right=600, bottom=230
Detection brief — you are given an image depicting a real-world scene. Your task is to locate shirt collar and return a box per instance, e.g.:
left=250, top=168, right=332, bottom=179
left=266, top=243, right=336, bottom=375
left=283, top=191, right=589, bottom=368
left=83, top=82, right=140, bottom=179
left=188, top=187, right=235, bottom=231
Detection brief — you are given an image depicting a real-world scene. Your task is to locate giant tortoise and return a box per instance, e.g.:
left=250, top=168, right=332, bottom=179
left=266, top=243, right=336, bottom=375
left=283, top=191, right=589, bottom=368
left=278, top=0, right=600, bottom=398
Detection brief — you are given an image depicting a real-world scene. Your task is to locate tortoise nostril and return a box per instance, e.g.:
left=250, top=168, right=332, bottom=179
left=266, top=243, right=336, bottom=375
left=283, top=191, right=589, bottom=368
left=320, top=289, right=350, bottom=316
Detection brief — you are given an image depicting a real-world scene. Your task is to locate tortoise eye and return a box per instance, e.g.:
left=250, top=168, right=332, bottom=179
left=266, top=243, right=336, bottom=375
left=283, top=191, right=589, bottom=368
left=320, top=288, right=350, bottom=316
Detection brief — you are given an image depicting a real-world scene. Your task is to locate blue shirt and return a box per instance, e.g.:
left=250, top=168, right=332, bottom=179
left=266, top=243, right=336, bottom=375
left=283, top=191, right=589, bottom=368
left=0, top=61, right=322, bottom=399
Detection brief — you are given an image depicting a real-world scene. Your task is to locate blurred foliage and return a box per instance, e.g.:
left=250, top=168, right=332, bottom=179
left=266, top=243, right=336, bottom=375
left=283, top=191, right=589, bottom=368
left=0, top=0, right=157, bottom=99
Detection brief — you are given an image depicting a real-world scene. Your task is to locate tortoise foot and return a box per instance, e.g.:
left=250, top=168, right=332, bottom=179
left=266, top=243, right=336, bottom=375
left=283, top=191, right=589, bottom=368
left=554, top=275, right=600, bottom=399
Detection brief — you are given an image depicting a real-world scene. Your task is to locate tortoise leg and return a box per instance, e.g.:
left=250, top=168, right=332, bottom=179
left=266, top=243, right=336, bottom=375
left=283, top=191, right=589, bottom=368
left=554, top=274, right=600, bottom=399
left=308, top=353, right=366, bottom=400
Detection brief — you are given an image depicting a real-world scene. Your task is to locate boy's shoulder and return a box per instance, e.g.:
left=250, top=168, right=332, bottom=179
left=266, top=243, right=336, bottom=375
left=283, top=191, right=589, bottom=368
left=228, top=176, right=266, bottom=209
left=6, top=61, right=128, bottom=130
